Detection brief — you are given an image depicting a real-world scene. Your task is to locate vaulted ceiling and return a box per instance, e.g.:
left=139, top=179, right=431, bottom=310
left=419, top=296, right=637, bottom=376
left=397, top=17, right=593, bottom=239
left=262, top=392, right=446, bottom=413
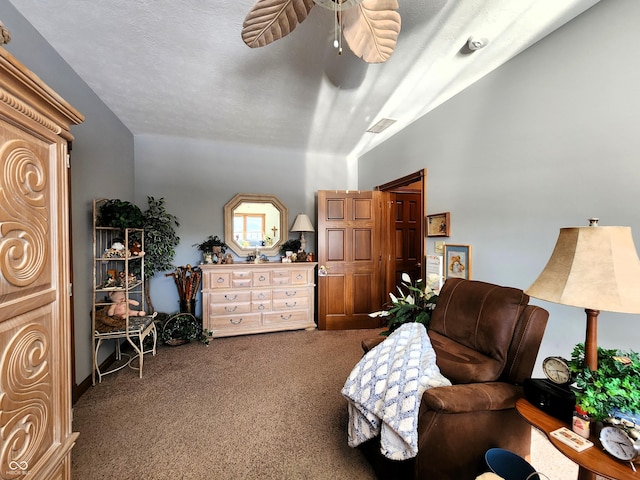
left=8, top=0, right=599, bottom=158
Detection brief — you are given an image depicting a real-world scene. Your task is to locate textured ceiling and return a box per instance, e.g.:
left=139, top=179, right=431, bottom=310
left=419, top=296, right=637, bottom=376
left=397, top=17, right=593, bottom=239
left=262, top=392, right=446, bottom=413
left=8, top=0, right=599, bottom=158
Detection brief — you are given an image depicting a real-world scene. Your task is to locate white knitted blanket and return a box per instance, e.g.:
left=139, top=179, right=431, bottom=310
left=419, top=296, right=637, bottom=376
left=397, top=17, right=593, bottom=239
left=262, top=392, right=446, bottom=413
left=341, top=323, right=451, bottom=460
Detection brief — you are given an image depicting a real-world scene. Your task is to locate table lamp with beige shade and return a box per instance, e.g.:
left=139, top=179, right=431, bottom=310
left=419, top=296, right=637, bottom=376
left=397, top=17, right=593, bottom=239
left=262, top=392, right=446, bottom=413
left=525, top=218, right=640, bottom=371
left=290, top=213, right=315, bottom=253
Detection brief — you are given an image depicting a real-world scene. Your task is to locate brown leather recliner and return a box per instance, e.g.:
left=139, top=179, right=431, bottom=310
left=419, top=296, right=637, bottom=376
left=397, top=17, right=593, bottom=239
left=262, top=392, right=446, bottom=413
left=358, top=277, right=549, bottom=480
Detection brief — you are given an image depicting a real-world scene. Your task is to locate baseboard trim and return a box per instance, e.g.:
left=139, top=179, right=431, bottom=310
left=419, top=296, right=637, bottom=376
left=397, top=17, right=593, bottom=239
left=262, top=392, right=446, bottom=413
left=72, top=350, right=117, bottom=404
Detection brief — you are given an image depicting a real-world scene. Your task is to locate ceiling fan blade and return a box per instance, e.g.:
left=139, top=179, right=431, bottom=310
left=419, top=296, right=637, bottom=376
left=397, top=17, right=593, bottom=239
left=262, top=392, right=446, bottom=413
left=242, top=0, right=315, bottom=48
left=342, top=0, right=401, bottom=63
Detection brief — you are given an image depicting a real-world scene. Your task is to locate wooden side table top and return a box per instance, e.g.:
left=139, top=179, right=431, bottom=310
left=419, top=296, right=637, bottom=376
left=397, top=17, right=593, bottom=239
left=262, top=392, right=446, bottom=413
left=516, top=398, right=639, bottom=480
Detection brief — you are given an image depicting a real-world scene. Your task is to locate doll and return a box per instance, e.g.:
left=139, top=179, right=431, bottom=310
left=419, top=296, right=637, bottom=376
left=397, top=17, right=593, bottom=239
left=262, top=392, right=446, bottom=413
left=107, top=290, right=146, bottom=319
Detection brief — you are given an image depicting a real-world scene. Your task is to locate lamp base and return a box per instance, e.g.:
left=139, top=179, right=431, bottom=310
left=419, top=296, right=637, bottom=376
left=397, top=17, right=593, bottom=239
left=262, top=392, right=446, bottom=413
left=585, top=309, right=599, bottom=371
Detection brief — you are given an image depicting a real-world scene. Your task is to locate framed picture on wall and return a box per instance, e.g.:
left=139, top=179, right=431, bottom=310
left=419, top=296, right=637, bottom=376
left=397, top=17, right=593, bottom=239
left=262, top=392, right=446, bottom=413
left=426, top=212, right=450, bottom=237
left=444, top=244, right=471, bottom=280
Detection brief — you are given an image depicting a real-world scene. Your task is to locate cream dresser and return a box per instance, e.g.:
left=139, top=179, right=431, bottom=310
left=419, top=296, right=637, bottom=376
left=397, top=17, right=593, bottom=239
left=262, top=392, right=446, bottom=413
left=201, top=262, right=317, bottom=337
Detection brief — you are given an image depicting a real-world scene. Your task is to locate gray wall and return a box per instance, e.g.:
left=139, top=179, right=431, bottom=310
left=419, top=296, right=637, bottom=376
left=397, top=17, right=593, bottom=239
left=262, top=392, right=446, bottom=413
left=2, top=3, right=135, bottom=384
left=5, top=0, right=638, bottom=386
left=134, top=134, right=356, bottom=315
left=359, top=0, right=640, bottom=374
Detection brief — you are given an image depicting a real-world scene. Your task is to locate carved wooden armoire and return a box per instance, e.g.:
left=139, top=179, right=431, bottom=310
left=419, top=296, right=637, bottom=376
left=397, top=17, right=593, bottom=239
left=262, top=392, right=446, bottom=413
left=0, top=47, right=83, bottom=479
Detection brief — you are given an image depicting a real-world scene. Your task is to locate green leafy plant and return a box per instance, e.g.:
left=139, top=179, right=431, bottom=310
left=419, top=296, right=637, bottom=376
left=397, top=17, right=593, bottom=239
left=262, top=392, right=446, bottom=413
left=141, top=196, right=180, bottom=312
left=568, top=343, right=640, bottom=421
left=279, top=239, right=301, bottom=255
left=370, top=272, right=439, bottom=336
left=98, top=199, right=144, bottom=229
left=161, top=313, right=212, bottom=346
left=193, top=235, right=228, bottom=254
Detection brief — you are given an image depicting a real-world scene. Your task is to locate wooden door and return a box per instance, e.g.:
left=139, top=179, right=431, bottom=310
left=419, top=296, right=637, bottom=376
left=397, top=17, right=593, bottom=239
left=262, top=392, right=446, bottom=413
left=317, top=190, right=389, bottom=330
left=0, top=49, right=83, bottom=479
left=392, top=191, right=423, bottom=286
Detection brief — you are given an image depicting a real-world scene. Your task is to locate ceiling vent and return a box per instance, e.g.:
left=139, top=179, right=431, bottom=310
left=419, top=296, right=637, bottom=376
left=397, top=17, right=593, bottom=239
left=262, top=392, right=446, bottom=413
left=367, top=118, right=396, bottom=134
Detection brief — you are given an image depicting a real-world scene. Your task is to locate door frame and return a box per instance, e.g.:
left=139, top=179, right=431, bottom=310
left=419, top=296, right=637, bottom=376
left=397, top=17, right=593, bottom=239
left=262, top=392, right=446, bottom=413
left=375, top=169, right=427, bottom=301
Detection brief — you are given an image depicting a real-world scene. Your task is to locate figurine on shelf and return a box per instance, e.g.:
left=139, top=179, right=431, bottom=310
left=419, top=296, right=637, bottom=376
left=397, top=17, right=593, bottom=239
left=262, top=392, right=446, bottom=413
left=102, top=271, right=116, bottom=288
left=129, top=240, right=144, bottom=256
left=104, top=239, right=127, bottom=258
left=107, top=290, right=147, bottom=319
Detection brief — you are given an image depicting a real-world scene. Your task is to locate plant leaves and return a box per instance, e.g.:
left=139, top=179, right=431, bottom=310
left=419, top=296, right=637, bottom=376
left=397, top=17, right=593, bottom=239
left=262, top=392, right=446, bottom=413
left=342, top=0, right=401, bottom=63
left=242, top=0, right=315, bottom=48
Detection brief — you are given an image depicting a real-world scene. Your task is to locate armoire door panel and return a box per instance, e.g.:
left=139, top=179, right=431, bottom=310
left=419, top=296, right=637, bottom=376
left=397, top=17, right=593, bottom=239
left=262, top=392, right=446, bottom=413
left=0, top=48, right=83, bottom=480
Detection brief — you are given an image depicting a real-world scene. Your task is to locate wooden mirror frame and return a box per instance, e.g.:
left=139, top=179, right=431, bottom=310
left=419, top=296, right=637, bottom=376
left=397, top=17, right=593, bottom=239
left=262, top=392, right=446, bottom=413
left=224, top=193, right=289, bottom=257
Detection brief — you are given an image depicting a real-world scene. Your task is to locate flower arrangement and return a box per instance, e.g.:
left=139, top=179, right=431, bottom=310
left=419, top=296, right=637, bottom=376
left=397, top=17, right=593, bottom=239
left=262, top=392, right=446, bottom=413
left=568, top=343, right=640, bottom=421
left=370, top=272, right=439, bottom=336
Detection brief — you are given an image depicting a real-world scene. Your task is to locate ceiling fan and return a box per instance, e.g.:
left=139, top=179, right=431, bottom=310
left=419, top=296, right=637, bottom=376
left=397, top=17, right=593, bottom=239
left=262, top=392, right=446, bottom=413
left=241, top=0, right=401, bottom=63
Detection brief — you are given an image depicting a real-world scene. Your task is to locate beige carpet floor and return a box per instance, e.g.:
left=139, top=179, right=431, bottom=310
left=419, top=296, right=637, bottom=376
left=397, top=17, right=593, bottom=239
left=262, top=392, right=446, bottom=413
left=71, top=329, right=600, bottom=479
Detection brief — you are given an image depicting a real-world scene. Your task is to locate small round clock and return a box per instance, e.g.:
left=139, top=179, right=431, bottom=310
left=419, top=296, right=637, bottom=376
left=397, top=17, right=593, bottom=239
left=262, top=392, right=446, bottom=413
left=599, top=425, right=640, bottom=462
left=542, top=356, right=571, bottom=385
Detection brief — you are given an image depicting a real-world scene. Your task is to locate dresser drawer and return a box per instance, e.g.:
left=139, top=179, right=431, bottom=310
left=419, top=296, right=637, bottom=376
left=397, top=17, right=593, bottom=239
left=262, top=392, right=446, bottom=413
left=232, top=269, right=252, bottom=288
left=290, top=269, right=311, bottom=285
left=209, top=313, right=261, bottom=331
left=272, top=270, right=291, bottom=285
left=207, top=271, right=230, bottom=288
left=272, top=288, right=309, bottom=300
left=209, top=291, right=251, bottom=304
left=210, top=302, right=251, bottom=315
left=273, top=296, right=309, bottom=310
left=253, top=271, right=271, bottom=287
left=252, top=299, right=272, bottom=312
left=252, top=290, right=272, bottom=301
left=263, top=310, right=310, bottom=326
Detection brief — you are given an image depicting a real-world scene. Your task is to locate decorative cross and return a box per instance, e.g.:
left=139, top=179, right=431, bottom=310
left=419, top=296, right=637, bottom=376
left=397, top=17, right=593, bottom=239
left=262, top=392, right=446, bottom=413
left=271, top=225, right=278, bottom=237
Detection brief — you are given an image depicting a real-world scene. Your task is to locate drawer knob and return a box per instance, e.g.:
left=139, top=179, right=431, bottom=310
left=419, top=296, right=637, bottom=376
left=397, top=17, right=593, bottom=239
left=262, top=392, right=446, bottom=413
left=225, top=306, right=238, bottom=312
left=224, top=294, right=237, bottom=301
left=286, top=301, right=297, bottom=308
left=296, top=274, right=303, bottom=280
left=259, top=275, right=266, bottom=281
left=217, top=277, right=225, bottom=283
left=280, top=314, right=292, bottom=320
left=229, top=318, right=243, bottom=325
left=258, top=304, right=265, bottom=310
left=285, top=291, right=297, bottom=297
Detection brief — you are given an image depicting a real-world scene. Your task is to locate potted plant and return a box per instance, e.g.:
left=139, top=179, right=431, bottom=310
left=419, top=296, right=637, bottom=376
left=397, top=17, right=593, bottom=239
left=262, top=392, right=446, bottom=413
left=98, top=199, right=144, bottom=229
left=568, top=343, right=640, bottom=421
left=161, top=313, right=212, bottom=346
left=279, top=239, right=301, bottom=255
left=369, top=272, right=439, bottom=336
left=194, top=235, right=228, bottom=255
left=141, top=196, right=180, bottom=313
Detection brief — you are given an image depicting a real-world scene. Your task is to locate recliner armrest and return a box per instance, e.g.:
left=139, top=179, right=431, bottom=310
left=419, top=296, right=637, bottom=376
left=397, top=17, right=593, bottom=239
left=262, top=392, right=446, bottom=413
left=421, top=382, right=523, bottom=414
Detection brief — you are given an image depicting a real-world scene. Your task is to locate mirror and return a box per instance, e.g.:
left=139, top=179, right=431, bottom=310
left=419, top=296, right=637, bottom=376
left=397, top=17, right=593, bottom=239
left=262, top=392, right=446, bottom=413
left=224, top=193, right=288, bottom=257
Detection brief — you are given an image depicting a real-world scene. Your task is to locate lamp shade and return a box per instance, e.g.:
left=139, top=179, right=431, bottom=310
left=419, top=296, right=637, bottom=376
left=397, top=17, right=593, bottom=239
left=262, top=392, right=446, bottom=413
left=525, top=225, right=640, bottom=314
left=291, top=213, right=315, bottom=233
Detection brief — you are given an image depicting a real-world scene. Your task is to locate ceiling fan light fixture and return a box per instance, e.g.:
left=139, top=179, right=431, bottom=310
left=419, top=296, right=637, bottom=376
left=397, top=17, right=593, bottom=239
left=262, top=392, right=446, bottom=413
left=313, top=0, right=364, bottom=11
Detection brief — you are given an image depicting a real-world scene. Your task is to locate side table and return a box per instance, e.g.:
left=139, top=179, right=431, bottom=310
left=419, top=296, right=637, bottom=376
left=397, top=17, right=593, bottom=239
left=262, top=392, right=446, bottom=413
left=516, top=398, right=637, bottom=480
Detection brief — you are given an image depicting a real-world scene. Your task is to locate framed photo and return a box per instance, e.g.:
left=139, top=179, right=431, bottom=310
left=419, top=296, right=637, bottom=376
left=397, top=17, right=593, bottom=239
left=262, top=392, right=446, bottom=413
left=426, top=212, right=450, bottom=237
left=443, top=244, right=471, bottom=280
